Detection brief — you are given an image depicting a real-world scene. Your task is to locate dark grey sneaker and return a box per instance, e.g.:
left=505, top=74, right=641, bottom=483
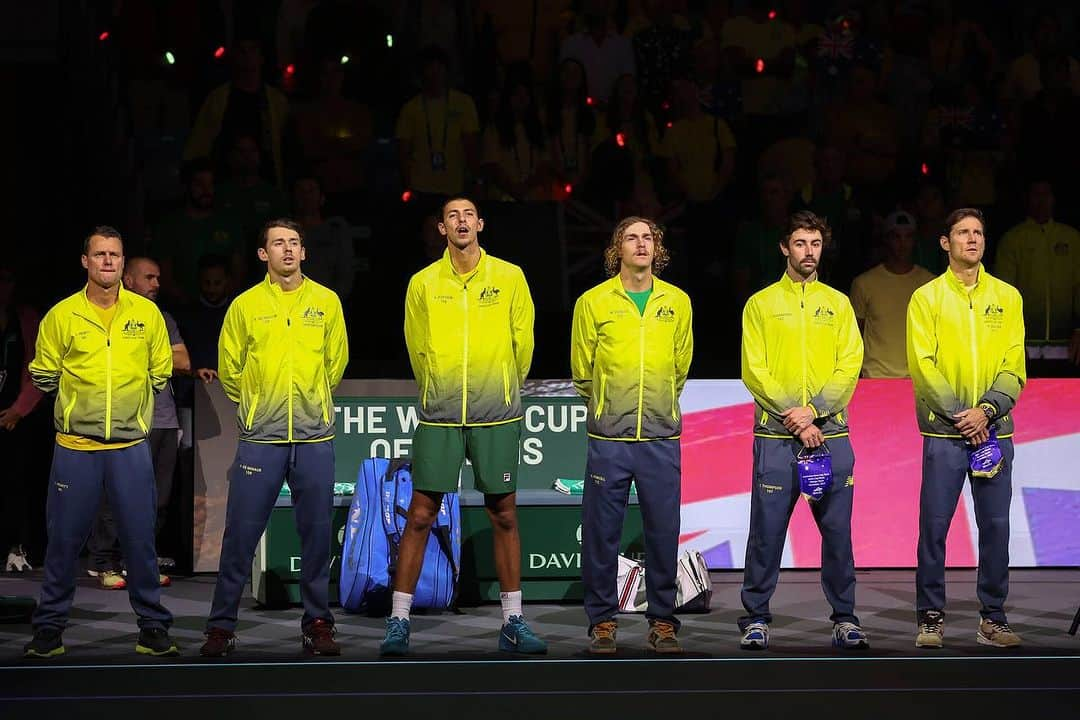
left=136, top=628, right=180, bottom=657
left=24, top=628, right=65, bottom=659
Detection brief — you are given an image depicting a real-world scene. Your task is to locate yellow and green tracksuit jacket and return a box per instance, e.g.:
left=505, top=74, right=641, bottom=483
left=404, top=248, right=534, bottom=426
left=741, top=273, right=863, bottom=438
left=29, top=286, right=172, bottom=442
left=994, top=218, right=1080, bottom=343
left=219, top=276, right=348, bottom=442
left=571, top=275, right=693, bottom=440
left=906, top=266, right=1026, bottom=439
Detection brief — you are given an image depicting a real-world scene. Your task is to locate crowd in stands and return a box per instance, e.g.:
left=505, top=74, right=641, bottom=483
left=2, top=0, right=1080, bottom=570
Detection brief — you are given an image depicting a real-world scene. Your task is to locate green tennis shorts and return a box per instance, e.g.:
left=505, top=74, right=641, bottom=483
left=411, top=420, right=522, bottom=495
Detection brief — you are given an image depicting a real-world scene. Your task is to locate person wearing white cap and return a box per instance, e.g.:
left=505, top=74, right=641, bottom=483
left=849, top=211, right=935, bottom=378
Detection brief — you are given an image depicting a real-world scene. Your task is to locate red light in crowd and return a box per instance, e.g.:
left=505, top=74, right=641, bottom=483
left=615, top=132, right=626, bottom=148
left=98, top=31, right=110, bottom=42
left=842, top=19, right=851, bottom=30
left=661, top=100, right=670, bottom=110
left=214, top=46, right=226, bottom=59
left=768, top=10, right=777, bottom=20
left=285, top=63, right=296, bottom=76
left=920, top=162, right=930, bottom=176
left=564, top=184, right=573, bottom=195
left=586, top=96, right=594, bottom=106
left=755, top=58, right=765, bottom=73
left=401, top=190, right=413, bottom=203
left=665, top=121, right=673, bottom=128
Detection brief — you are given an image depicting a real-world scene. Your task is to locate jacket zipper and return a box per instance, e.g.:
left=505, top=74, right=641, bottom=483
left=461, top=281, right=469, bottom=425
left=968, top=291, right=978, bottom=407
left=635, top=299, right=646, bottom=439
left=799, top=283, right=808, bottom=406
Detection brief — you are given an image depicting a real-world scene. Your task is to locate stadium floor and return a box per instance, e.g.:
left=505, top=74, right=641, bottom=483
left=2, top=569, right=1078, bottom=717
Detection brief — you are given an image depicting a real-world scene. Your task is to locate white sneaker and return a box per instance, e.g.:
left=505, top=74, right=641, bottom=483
left=6, top=546, right=31, bottom=572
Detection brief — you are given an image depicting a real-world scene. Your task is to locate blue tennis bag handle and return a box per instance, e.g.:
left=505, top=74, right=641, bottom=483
left=339, top=458, right=461, bottom=614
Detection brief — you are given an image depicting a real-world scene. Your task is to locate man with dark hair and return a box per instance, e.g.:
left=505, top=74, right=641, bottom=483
left=152, top=158, right=245, bottom=305
left=738, top=210, right=867, bottom=651
left=571, top=215, right=692, bottom=655
left=201, top=218, right=348, bottom=657
left=87, top=257, right=194, bottom=589
left=293, top=173, right=355, bottom=302
left=908, top=208, right=1026, bottom=649
left=381, top=196, right=545, bottom=656
left=24, top=227, right=177, bottom=658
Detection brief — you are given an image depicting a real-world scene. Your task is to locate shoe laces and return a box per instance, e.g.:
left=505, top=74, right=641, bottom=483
left=308, top=619, right=335, bottom=639
left=650, top=621, right=677, bottom=640
left=920, top=613, right=943, bottom=633
left=745, top=622, right=767, bottom=636
left=592, top=621, right=616, bottom=640
left=836, top=622, right=862, bottom=635
left=506, top=615, right=531, bottom=633
left=985, top=620, right=1012, bottom=633
left=386, top=617, right=409, bottom=640
left=205, top=627, right=233, bottom=642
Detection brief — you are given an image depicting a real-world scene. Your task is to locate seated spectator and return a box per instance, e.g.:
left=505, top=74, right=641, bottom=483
left=546, top=58, right=596, bottom=192
left=849, top=211, right=934, bottom=378
left=152, top=158, right=246, bottom=306
left=475, top=0, right=569, bottom=85
left=394, top=0, right=472, bottom=87
left=994, top=180, right=1080, bottom=362
left=925, top=3, right=996, bottom=93
left=176, top=254, right=233, bottom=375
left=217, top=134, right=289, bottom=243
left=293, top=174, right=356, bottom=302
left=294, top=55, right=374, bottom=203
left=733, top=173, right=794, bottom=302
left=395, top=45, right=480, bottom=201
left=0, top=263, right=45, bottom=572
left=560, top=0, right=635, bottom=105
left=185, top=36, right=289, bottom=188
left=797, top=144, right=866, bottom=290
left=1015, top=54, right=1080, bottom=215
left=585, top=73, right=660, bottom=212
left=631, top=0, right=692, bottom=116
left=481, top=64, right=553, bottom=202
left=825, top=61, right=898, bottom=196
left=1000, top=10, right=1080, bottom=107
left=658, top=76, right=736, bottom=206
left=909, top=180, right=948, bottom=274
left=719, top=0, right=797, bottom=118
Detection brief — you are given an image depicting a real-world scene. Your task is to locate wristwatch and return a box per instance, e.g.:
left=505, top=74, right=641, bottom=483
left=978, top=402, right=997, bottom=420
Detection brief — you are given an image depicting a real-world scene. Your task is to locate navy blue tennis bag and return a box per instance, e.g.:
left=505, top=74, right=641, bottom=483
left=339, top=458, right=461, bottom=613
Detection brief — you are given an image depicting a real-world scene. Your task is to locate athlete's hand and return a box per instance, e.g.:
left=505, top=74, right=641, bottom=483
left=799, top=424, right=824, bottom=449
left=953, top=408, right=989, bottom=440
left=196, top=368, right=218, bottom=384
left=0, top=406, right=23, bottom=430
left=782, top=406, right=815, bottom=433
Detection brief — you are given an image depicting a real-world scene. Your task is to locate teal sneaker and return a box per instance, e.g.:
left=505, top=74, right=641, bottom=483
left=499, top=615, right=548, bottom=654
left=380, top=617, right=410, bottom=656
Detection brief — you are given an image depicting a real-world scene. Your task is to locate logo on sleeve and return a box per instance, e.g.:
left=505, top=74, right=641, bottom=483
left=479, top=286, right=502, bottom=306
left=121, top=318, right=146, bottom=339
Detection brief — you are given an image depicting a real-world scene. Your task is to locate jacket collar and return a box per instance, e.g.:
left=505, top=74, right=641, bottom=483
left=261, top=273, right=310, bottom=299
left=605, top=273, right=669, bottom=301
left=74, top=283, right=134, bottom=323
left=439, top=247, right=486, bottom=285
left=778, top=269, right=820, bottom=296
left=943, top=263, right=984, bottom=295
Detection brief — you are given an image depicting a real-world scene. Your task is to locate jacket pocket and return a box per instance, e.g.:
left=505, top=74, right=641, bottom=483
left=321, top=380, right=331, bottom=426
left=595, top=373, right=607, bottom=419
left=502, top=362, right=511, bottom=406
left=422, top=371, right=431, bottom=410
left=135, top=389, right=148, bottom=435
left=62, top=389, right=78, bottom=433
left=245, top=393, right=260, bottom=430
left=670, top=376, right=680, bottom=422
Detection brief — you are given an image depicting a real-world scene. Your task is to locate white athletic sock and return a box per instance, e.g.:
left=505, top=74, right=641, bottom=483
left=500, top=590, right=523, bottom=623
left=391, top=591, right=413, bottom=621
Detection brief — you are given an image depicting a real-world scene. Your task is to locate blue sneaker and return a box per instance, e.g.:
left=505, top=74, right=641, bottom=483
left=740, top=622, right=769, bottom=650
left=832, top=622, right=870, bottom=650
left=380, top=617, right=410, bottom=656
left=499, top=615, right=548, bottom=654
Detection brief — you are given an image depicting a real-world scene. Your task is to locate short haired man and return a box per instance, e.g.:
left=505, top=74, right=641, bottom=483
left=380, top=197, right=546, bottom=656
left=850, top=211, right=935, bottom=377
left=571, top=216, right=693, bottom=655
left=908, top=208, right=1026, bottom=649
left=739, top=210, right=868, bottom=651
left=87, top=257, right=193, bottom=589
left=200, top=218, right=349, bottom=657
left=24, top=227, right=177, bottom=658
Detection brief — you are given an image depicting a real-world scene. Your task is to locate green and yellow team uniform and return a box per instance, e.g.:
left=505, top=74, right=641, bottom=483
left=218, top=275, right=349, bottom=442
left=570, top=275, right=693, bottom=441
left=741, top=273, right=863, bottom=439
left=30, top=286, right=172, bottom=446
left=404, top=248, right=534, bottom=493
left=907, top=266, right=1026, bottom=438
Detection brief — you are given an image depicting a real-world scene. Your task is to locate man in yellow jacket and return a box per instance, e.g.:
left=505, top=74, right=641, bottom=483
left=380, top=197, right=545, bottom=656
left=201, top=219, right=348, bottom=658
left=908, top=208, right=1026, bottom=649
left=993, top=179, right=1080, bottom=372
left=24, top=227, right=177, bottom=659
left=739, top=211, right=868, bottom=651
left=571, top=216, right=693, bottom=655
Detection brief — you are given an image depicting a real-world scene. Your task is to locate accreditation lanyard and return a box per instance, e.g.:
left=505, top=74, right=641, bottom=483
left=422, top=92, right=450, bottom=155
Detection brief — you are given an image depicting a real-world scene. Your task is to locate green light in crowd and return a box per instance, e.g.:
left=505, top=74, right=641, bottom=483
left=164, top=51, right=176, bottom=65
left=341, top=55, right=349, bottom=64
left=386, top=34, right=393, bottom=48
